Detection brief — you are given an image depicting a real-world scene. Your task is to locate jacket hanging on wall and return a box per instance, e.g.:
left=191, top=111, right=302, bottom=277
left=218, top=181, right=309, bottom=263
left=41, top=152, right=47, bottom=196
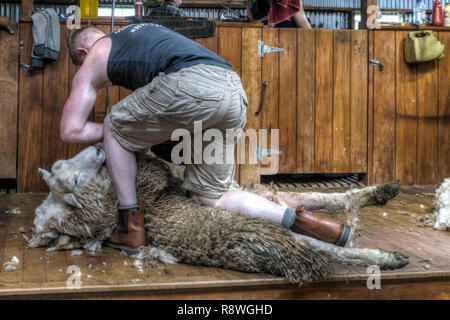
left=31, top=8, right=60, bottom=69
left=404, top=30, right=445, bottom=64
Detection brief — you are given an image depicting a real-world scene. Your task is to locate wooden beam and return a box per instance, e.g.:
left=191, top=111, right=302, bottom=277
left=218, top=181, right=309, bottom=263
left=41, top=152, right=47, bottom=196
left=21, top=0, right=34, bottom=22
left=360, top=0, right=378, bottom=29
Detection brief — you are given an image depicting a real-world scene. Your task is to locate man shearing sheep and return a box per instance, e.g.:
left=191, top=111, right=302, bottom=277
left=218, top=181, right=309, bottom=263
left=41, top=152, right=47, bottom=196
left=61, top=24, right=350, bottom=254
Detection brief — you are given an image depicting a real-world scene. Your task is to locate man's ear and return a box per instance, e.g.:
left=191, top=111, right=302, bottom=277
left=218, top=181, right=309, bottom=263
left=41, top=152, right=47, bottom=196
left=39, top=168, right=52, bottom=184
left=76, top=47, right=88, bottom=63
left=63, top=193, right=83, bottom=209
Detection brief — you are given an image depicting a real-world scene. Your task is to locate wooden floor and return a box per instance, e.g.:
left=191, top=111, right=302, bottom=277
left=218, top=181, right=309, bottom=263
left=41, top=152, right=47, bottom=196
left=0, top=186, right=449, bottom=299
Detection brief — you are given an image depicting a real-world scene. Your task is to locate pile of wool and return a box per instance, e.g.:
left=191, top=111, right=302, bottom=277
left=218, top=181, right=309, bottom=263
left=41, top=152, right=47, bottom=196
left=433, top=178, right=450, bottom=231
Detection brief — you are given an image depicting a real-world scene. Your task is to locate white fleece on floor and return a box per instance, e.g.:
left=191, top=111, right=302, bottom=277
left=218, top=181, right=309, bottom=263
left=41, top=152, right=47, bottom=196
left=434, top=178, right=450, bottom=231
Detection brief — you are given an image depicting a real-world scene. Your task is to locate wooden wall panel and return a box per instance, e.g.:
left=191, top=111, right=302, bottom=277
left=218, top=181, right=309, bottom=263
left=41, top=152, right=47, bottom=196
left=350, top=30, right=368, bottom=172
left=0, top=24, right=18, bottom=179
left=367, top=30, right=375, bottom=185
left=438, top=32, right=450, bottom=184
left=417, top=60, right=439, bottom=185
left=372, top=31, right=396, bottom=184
left=218, top=27, right=242, bottom=183
left=332, top=30, right=351, bottom=172
left=18, top=23, right=44, bottom=192
left=278, top=29, right=297, bottom=174
left=395, top=31, right=417, bottom=185
left=369, top=30, right=449, bottom=186
left=314, top=30, right=333, bottom=173
left=41, top=26, right=70, bottom=176
left=239, top=28, right=261, bottom=185
left=219, top=27, right=242, bottom=77
left=260, top=28, right=280, bottom=175
left=297, top=29, right=315, bottom=173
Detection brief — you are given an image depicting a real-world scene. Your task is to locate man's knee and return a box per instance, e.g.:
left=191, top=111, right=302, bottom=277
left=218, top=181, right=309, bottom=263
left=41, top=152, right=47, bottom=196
left=189, top=191, right=223, bottom=208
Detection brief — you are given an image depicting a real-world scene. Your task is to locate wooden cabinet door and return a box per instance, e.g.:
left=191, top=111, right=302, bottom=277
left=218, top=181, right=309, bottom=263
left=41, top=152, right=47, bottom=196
left=0, top=25, right=19, bottom=179
left=261, top=29, right=369, bottom=175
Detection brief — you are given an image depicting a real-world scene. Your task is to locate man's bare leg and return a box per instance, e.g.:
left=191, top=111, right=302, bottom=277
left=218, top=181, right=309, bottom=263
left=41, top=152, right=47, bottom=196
left=103, top=124, right=137, bottom=207
left=190, top=190, right=288, bottom=225
left=103, top=124, right=146, bottom=254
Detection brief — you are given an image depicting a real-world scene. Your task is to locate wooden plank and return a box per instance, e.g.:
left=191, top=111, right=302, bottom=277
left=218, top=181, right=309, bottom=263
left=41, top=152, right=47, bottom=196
left=278, top=28, right=297, bottom=174
left=395, top=31, right=417, bottom=186
left=372, top=31, right=396, bottom=184
left=367, top=30, right=375, bottom=185
left=239, top=28, right=261, bottom=186
left=18, top=22, right=44, bottom=192
left=41, top=26, right=71, bottom=181
left=218, top=27, right=242, bottom=77
left=332, top=30, right=351, bottom=173
left=0, top=23, right=19, bottom=179
left=119, top=87, right=133, bottom=101
left=260, top=28, right=280, bottom=175
left=218, top=27, right=242, bottom=182
left=20, top=0, right=34, bottom=22
left=417, top=59, right=438, bottom=185
left=438, top=32, right=450, bottom=184
left=296, top=29, right=315, bottom=173
left=314, top=30, right=333, bottom=173
left=350, top=30, right=368, bottom=173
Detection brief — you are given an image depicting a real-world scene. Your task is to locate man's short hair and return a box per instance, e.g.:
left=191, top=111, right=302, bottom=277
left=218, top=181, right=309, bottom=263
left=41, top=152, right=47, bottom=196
left=67, top=26, right=103, bottom=65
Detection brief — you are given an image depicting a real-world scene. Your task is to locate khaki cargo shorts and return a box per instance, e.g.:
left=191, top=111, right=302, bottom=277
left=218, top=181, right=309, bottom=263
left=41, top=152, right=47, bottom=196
left=106, top=64, right=248, bottom=199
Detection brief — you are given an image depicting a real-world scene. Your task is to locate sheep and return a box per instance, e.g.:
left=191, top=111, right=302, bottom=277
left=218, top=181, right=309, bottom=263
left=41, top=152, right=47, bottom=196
left=29, top=146, right=409, bottom=285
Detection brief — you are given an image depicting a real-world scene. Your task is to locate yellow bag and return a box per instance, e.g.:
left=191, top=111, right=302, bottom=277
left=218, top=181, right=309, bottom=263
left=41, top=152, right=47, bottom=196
left=404, top=30, right=445, bottom=64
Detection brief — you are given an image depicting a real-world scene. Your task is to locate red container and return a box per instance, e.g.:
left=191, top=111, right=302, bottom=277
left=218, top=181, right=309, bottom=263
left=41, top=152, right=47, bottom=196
left=432, top=0, right=444, bottom=26
left=135, top=0, right=143, bottom=18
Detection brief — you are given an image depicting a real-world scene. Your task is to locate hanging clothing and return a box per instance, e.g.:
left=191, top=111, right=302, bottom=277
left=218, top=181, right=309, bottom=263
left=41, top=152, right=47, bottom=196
left=268, top=0, right=301, bottom=25
left=31, top=8, right=60, bottom=68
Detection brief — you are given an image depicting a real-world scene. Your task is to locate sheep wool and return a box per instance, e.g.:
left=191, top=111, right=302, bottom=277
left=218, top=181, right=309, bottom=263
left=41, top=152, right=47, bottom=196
left=434, top=178, right=450, bottom=231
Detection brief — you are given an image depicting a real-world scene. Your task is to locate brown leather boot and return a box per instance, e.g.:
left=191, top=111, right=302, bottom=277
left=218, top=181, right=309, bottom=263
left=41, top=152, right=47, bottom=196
left=104, top=199, right=147, bottom=255
left=291, top=206, right=351, bottom=247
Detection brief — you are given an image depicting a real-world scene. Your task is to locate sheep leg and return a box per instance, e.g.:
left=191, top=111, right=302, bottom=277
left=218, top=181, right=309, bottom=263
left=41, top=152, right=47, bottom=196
left=290, top=232, right=409, bottom=270
left=272, top=181, right=400, bottom=214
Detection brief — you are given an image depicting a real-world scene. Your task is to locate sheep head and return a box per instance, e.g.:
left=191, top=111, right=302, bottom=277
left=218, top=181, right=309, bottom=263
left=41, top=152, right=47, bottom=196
left=39, top=146, right=106, bottom=209
left=30, top=146, right=116, bottom=249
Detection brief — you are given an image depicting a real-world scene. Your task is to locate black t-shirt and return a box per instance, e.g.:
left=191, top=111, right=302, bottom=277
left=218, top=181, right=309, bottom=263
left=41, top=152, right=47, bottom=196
left=106, top=23, right=231, bottom=90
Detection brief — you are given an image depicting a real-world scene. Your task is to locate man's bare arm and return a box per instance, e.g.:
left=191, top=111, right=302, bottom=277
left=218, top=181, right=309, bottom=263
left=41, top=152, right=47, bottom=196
left=60, top=43, right=109, bottom=144
left=0, top=16, right=14, bottom=34
left=293, top=3, right=312, bottom=29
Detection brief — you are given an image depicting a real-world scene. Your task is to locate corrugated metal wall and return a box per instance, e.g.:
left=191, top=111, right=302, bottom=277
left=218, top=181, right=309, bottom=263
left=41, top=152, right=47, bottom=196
left=0, top=2, right=20, bottom=22
left=0, top=1, right=444, bottom=28
left=302, top=0, right=361, bottom=8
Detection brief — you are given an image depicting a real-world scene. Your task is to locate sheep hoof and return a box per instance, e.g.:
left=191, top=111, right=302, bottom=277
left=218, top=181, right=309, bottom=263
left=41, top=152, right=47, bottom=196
left=380, top=251, right=409, bottom=270
left=373, top=181, right=400, bottom=206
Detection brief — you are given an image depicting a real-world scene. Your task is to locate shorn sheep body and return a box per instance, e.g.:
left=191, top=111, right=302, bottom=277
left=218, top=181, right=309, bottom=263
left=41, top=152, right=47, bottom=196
left=29, top=147, right=409, bottom=285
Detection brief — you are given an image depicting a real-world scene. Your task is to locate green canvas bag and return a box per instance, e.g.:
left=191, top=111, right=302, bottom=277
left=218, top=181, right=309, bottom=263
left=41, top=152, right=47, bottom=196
left=404, top=30, right=445, bottom=64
